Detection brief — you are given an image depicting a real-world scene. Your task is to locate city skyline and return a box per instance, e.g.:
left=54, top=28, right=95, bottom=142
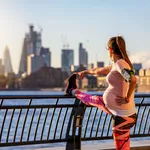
left=0, top=0, right=150, bottom=73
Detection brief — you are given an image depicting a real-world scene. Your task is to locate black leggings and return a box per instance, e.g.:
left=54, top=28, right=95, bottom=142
left=74, top=90, right=137, bottom=149
left=112, top=113, right=137, bottom=150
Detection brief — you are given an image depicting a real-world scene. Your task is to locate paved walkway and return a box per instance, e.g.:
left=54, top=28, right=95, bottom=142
left=1, top=140, right=150, bottom=150
left=31, top=140, right=150, bottom=150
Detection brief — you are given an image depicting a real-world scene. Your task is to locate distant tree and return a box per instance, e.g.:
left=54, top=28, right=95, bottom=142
left=7, top=76, right=16, bottom=89
left=0, top=74, right=8, bottom=88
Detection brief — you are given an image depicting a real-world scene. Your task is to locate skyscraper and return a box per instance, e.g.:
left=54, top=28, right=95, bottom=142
left=18, top=25, right=42, bottom=76
left=18, top=24, right=51, bottom=76
left=94, top=61, right=104, bottom=68
left=40, top=47, right=51, bottom=67
left=61, top=49, right=74, bottom=74
left=88, top=63, right=94, bottom=70
left=27, top=47, right=51, bottom=75
left=79, top=43, right=88, bottom=66
left=0, top=59, right=4, bottom=74
left=133, top=63, right=142, bottom=75
left=18, top=38, right=27, bottom=76
left=3, top=46, right=13, bottom=75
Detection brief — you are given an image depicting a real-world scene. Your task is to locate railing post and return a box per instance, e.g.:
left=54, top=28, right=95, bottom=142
left=66, top=98, right=86, bottom=150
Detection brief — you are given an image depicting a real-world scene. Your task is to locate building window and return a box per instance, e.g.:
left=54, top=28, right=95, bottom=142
left=147, top=78, right=150, bottom=85
left=140, top=78, right=143, bottom=85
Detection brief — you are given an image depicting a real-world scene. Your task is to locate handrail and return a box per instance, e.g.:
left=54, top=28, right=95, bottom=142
left=0, top=93, right=150, bottom=99
left=0, top=93, right=149, bottom=150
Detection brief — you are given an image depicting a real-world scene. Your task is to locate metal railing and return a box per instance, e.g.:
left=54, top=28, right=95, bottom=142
left=0, top=93, right=149, bottom=150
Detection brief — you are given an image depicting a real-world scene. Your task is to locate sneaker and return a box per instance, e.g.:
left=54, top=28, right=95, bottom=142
left=64, top=73, right=78, bottom=96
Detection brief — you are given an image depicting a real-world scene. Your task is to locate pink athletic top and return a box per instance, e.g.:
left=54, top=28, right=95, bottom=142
left=103, top=59, right=137, bottom=116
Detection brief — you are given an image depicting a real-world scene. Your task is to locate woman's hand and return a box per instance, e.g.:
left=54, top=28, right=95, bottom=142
left=77, top=70, right=87, bottom=79
left=115, top=96, right=130, bottom=105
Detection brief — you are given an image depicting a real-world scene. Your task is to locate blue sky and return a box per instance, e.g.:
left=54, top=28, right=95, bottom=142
left=0, top=0, right=150, bottom=73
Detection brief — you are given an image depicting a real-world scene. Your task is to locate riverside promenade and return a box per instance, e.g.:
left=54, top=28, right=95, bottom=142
left=0, top=93, right=149, bottom=150
left=1, top=140, right=150, bottom=150
left=36, top=140, right=150, bottom=150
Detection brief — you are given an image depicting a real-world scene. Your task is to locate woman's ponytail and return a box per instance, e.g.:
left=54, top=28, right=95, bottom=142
left=116, top=36, right=134, bottom=70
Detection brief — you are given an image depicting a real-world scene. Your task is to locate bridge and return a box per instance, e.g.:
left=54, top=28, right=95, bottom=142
left=0, top=93, right=149, bottom=150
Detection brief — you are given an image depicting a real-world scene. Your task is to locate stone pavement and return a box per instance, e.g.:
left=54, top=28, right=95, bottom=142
left=1, top=140, right=150, bottom=150
left=30, top=140, right=150, bottom=150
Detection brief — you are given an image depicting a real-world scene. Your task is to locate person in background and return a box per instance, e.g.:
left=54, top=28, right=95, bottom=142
left=64, top=36, right=137, bottom=150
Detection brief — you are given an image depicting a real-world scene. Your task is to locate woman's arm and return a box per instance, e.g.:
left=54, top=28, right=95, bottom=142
left=125, top=75, right=137, bottom=102
left=115, top=59, right=137, bottom=104
left=77, top=65, right=112, bottom=79
left=116, top=75, right=137, bottom=104
left=85, top=66, right=112, bottom=75
left=115, top=73, right=137, bottom=105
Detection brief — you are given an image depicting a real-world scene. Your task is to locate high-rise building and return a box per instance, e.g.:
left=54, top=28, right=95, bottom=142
left=27, top=54, right=44, bottom=75
left=18, top=25, right=42, bottom=76
left=0, top=59, right=4, bottom=74
left=40, top=47, right=51, bottom=67
left=133, top=63, right=142, bottom=70
left=18, top=38, right=28, bottom=76
left=61, top=49, right=74, bottom=74
left=26, top=24, right=42, bottom=55
left=27, top=47, right=51, bottom=75
left=133, top=63, right=142, bottom=75
left=88, top=63, right=94, bottom=70
left=18, top=25, right=51, bottom=76
left=71, top=65, right=79, bottom=72
left=3, top=46, right=13, bottom=75
left=79, top=43, right=88, bottom=66
left=94, top=61, right=104, bottom=68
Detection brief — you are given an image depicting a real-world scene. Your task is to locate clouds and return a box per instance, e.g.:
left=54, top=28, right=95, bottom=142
left=130, top=52, right=150, bottom=69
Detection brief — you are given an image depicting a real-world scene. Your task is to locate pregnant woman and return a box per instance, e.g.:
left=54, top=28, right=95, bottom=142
left=65, top=36, right=137, bottom=150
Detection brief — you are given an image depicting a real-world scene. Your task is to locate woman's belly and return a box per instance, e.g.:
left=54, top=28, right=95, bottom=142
left=103, top=90, right=136, bottom=116
left=103, top=88, right=134, bottom=110
left=103, top=91, right=118, bottom=109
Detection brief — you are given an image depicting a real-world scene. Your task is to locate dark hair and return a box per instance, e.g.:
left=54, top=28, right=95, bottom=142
left=108, top=37, right=123, bottom=57
left=108, top=36, right=133, bottom=69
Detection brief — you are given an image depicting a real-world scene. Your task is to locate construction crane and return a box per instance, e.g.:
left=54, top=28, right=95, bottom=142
left=61, top=34, right=69, bottom=49
left=38, top=25, right=43, bottom=34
